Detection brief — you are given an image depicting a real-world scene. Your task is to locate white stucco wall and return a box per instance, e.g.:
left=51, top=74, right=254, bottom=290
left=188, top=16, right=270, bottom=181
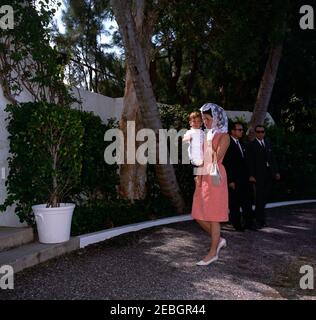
left=225, top=110, right=275, bottom=126
left=71, top=88, right=124, bottom=124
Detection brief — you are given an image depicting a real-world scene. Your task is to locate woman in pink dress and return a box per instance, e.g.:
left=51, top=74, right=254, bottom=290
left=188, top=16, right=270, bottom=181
left=191, top=103, right=230, bottom=266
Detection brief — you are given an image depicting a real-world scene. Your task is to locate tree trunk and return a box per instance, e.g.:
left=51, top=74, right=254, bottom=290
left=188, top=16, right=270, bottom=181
left=111, top=0, right=185, bottom=214
left=118, top=0, right=150, bottom=201
left=248, top=43, right=283, bottom=140
left=119, top=68, right=147, bottom=200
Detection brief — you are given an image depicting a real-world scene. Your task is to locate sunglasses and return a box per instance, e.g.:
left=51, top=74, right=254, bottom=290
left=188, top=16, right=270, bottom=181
left=255, top=130, right=265, bottom=133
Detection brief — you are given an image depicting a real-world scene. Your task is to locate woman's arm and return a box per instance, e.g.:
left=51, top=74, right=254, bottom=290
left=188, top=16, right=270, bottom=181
left=215, top=133, right=230, bottom=161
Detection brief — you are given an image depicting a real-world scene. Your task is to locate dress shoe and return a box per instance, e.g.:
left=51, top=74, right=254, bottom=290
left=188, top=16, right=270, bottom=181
left=216, top=238, right=227, bottom=255
left=196, top=255, right=218, bottom=266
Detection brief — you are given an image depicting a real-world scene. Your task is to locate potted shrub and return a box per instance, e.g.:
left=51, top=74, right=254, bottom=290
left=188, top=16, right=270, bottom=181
left=1, top=102, right=84, bottom=243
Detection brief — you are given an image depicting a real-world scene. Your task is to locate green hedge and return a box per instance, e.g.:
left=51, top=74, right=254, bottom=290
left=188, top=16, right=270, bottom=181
left=1, top=102, right=84, bottom=225
left=0, top=101, right=177, bottom=234
left=71, top=196, right=176, bottom=236
left=0, top=102, right=120, bottom=227
left=74, top=112, right=119, bottom=202
left=71, top=165, right=177, bottom=236
left=267, top=126, right=316, bottom=201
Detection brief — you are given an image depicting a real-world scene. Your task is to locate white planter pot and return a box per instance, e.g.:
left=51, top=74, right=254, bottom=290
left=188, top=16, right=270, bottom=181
left=32, top=203, right=75, bottom=244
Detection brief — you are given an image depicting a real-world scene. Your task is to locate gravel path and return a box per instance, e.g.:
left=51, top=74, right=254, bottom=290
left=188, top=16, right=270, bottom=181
left=0, top=204, right=315, bottom=300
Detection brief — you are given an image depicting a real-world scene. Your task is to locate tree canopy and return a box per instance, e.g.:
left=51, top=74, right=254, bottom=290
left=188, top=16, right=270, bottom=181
left=52, top=0, right=316, bottom=132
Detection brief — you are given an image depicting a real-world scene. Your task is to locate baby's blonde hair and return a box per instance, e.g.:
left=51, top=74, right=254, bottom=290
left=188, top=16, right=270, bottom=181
left=188, top=111, right=201, bottom=122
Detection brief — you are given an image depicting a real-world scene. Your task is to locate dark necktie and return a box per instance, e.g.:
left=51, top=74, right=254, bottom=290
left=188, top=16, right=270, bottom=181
left=236, top=140, right=244, bottom=157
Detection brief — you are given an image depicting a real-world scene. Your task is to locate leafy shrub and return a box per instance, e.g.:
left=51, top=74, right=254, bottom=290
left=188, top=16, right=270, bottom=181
left=1, top=102, right=84, bottom=225
left=159, top=103, right=194, bottom=130
left=266, top=126, right=316, bottom=201
left=73, top=111, right=119, bottom=203
left=1, top=102, right=121, bottom=228
left=71, top=195, right=177, bottom=236
left=71, top=200, right=114, bottom=235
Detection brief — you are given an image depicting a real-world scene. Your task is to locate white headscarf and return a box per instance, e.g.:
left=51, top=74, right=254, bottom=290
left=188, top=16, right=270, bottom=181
left=200, top=103, right=228, bottom=143
left=200, top=103, right=228, bottom=134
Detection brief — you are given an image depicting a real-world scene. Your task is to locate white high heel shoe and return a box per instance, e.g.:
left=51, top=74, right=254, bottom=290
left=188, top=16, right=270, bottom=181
left=196, top=255, right=218, bottom=266
left=196, top=238, right=227, bottom=266
left=217, top=238, right=227, bottom=255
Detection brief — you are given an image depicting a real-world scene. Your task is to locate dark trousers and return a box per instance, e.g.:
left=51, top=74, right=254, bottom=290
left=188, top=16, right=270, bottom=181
left=229, top=181, right=254, bottom=228
left=254, top=175, right=272, bottom=225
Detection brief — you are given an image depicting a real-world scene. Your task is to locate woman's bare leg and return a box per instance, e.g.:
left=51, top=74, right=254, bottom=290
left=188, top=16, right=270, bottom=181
left=196, top=220, right=212, bottom=236
left=210, top=222, right=221, bottom=254
left=202, top=222, right=221, bottom=261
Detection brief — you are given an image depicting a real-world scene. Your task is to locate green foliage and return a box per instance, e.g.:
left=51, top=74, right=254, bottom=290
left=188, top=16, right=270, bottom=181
left=158, top=103, right=194, bottom=130
left=0, top=102, right=122, bottom=228
left=71, top=200, right=114, bottom=236
left=145, top=164, right=182, bottom=214
left=151, top=0, right=294, bottom=109
left=1, top=102, right=84, bottom=225
left=71, top=195, right=176, bottom=236
left=273, top=9, right=316, bottom=122
left=74, top=111, right=119, bottom=202
left=0, top=0, right=74, bottom=105
left=54, top=0, right=125, bottom=96
left=279, top=96, right=316, bottom=134
left=266, top=126, right=316, bottom=201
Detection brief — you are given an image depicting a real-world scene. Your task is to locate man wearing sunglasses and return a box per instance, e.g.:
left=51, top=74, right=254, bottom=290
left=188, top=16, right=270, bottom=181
left=247, top=125, right=280, bottom=229
left=223, top=122, right=255, bottom=231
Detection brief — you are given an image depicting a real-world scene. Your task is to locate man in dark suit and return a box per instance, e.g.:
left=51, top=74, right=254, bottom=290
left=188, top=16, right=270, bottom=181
left=223, top=122, right=254, bottom=231
left=247, top=125, right=280, bottom=229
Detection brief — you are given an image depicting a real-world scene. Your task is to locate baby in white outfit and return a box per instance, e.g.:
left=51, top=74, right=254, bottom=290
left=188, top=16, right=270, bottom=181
left=183, top=112, right=204, bottom=186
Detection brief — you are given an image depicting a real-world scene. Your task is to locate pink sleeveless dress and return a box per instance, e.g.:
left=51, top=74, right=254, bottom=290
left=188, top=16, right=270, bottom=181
left=191, top=132, right=229, bottom=222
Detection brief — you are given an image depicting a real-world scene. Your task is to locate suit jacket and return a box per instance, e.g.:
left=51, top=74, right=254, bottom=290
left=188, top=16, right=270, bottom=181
left=223, top=136, right=249, bottom=185
left=246, top=138, right=279, bottom=182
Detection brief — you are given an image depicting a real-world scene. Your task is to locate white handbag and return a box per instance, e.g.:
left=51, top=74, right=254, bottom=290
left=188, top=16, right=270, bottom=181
left=210, top=151, right=222, bottom=186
